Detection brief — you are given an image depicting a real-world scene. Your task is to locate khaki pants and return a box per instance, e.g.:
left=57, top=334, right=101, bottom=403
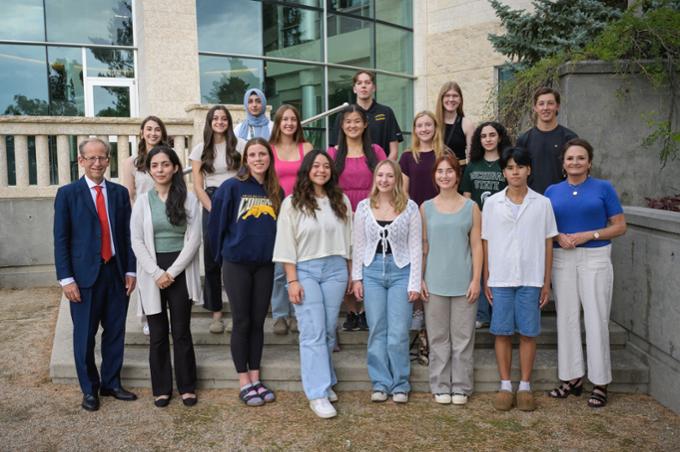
left=424, top=294, right=477, bottom=395
left=552, top=245, right=614, bottom=386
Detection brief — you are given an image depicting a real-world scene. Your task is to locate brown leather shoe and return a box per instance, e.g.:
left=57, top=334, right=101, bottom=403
left=493, top=391, right=514, bottom=411
left=516, top=390, right=536, bottom=411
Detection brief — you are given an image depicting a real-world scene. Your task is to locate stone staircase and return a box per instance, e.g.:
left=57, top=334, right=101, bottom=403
left=50, top=292, right=649, bottom=393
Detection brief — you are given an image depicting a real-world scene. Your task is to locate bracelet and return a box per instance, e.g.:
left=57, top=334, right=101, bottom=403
left=287, top=279, right=299, bottom=284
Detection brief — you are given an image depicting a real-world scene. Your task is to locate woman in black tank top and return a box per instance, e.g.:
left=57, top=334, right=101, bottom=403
left=435, top=81, right=476, bottom=166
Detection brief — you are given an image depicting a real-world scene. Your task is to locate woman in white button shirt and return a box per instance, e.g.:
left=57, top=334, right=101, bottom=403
left=352, top=159, right=422, bottom=404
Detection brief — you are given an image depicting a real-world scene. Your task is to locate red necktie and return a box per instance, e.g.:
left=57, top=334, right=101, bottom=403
left=94, top=185, right=113, bottom=262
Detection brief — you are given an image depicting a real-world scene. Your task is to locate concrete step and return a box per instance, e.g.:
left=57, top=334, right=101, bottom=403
left=51, top=297, right=647, bottom=393
left=125, top=314, right=628, bottom=349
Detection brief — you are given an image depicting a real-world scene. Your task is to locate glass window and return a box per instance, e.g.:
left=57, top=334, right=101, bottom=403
left=0, top=0, right=45, bottom=41
left=0, top=45, right=49, bottom=115
left=197, top=0, right=262, bottom=55
left=92, top=85, right=130, bottom=117
left=86, top=48, right=134, bottom=78
left=329, top=0, right=371, bottom=19
left=45, top=0, right=133, bottom=46
left=376, top=74, right=412, bottom=150
left=376, top=23, right=412, bottom=74
left=263, top=3, right=322, bottom=62
left=375, top=0, right=412, bottom=28
left=48, top=47, right=85, bottom=116
left=327, top=13, right=372, bottom=67
left=199, top=55, right=265, bottom=104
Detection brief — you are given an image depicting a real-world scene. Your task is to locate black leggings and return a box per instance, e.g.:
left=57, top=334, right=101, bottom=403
left=222, top=261, right=274, bottom=373
left=203, top=188, right=223, bottom=312
left=147, top=252, right=197, bottom=396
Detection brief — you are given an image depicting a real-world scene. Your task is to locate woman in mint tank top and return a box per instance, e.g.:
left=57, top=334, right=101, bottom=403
left=420, top=153, right=482, bottom=405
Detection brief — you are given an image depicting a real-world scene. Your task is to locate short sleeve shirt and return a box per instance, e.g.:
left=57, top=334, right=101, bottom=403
left=189, top=139, right=246, bottom=188
left=517, top=125, right=578, bottom=194
left=545, top=177, right=623, bottom=248
left=329, top=101, right=403, bottom=151
left=399, top=150, right=439, bottom=206
left=460, top=159, right=507, bottom=209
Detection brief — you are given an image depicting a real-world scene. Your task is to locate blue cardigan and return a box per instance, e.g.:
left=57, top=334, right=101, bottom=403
left=208, top=177, right=279, bottom=264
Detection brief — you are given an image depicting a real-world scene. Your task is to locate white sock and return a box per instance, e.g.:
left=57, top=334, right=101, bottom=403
left=519, top=381, right=531, bottom=391
left=500, top=380, right=512, bottom=392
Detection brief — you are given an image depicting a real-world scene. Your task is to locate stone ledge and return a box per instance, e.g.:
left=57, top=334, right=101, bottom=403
left=558, top=59, right=662, bottom=77
left=623, top=206, right=680, bottom=235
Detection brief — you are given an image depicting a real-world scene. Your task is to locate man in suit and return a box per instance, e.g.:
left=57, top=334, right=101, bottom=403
left=54, top=137, right=138, bottom=411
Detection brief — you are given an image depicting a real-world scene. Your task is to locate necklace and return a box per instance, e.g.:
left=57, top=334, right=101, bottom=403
left=567, top=177, right=588, bottom=196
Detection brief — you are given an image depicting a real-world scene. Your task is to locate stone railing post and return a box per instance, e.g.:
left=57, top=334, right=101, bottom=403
left=56, top=135, right=71, bottom=185
left=0, top=136, right=7, bottom=187
left=35, top=135, right=50, bottom=186
left=117, top=136, right=130, bottom=180
left=14, top=135, right=29, bottom=188
left=174, top=135, right=187, bottom=166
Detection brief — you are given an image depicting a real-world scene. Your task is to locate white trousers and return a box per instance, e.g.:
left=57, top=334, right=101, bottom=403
left=552, top=245, right=614, bottom=385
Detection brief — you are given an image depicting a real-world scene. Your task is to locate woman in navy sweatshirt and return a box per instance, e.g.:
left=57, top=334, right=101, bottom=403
left=208, top=137, right=282, bottom=406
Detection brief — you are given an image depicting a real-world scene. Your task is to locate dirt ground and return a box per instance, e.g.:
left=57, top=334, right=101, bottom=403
left=0, top=287, right=679, bottom=451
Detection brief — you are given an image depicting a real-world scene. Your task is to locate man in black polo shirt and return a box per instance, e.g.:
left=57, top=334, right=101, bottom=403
left=329, top=70, right=403, bottom=160
left=517, top=87, right=578, bottom=194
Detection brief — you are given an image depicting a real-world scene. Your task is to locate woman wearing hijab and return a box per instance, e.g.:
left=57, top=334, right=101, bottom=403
left=234, top=88, right=274, bottom=141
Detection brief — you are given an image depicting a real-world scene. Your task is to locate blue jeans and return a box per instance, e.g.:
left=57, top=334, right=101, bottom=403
left=293, top=256, right=348, bottom=400
left=363, top=255, right=413, bottom=394
left=271, top=263, right=294, bottom=320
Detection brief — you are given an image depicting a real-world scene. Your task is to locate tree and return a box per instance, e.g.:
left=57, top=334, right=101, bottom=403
left=488, top=0, right=623, bottom=69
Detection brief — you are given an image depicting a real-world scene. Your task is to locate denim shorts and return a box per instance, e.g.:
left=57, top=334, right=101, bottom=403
left=489, top=286, right=541, bottom=337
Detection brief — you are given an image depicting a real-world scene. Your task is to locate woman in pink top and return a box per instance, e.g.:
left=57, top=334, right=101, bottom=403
left=269, top=104, right=312, bottom=335
left=328, top=104, right=387, bottom=332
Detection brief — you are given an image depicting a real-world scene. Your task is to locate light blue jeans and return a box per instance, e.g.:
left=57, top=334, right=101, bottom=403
left=271, top=263, right=294, bottom=320
left=363, top=254, right=413, bottom=394
left=293, top=256, right=348, bottom=400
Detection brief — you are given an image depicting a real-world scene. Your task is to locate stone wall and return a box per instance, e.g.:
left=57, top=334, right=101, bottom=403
left=611, top=206, right=680, bottom=413
left=558, top=61, right=680, bottom=206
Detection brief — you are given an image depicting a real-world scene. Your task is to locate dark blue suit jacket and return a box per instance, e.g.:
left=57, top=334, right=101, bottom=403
left=53, top=177, right=136, bottom=289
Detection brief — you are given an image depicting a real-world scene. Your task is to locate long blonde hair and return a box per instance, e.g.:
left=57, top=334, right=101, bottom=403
left=434, top=81, right=465, bottom=127
left=410, top=111, right=446, bottom=163
left=369, top=160, right=408, bottom=214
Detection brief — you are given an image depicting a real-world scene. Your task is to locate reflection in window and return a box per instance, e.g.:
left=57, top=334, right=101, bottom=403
left=0, top=45, right=49, bottom=115
left=327, top=14, right=372, bottom=67
left=263, top=4, right=321, bottom=61
left=329, top=0, right=371, bottom=18
left=86, top=48, right=134, bottom=78
left=45, top=0, right=133, bottom=46
left=375, top=0, right=413, bottom=28
left=197, top=0, right=262, bottom=55
left=0, top=0, right=45, bottom=41
left=376, top=74, right=413, bottom=138
left=92, top=85, right=130, bottom=117
left=376, top=24, right=413, bottom=74
left=200, top=56, right=264, bottom=104
left=48, top=47, right=85, bottom=116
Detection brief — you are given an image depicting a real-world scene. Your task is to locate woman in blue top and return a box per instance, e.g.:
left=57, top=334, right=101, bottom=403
left=208, top=137, right=282, bottom=406
left=421, top=153, right=482, bottom=405
left=545, top=138, right=626, bottom=408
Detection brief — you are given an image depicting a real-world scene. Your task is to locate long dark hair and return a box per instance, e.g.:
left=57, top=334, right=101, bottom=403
left=146, top=145, right=187, bottom=226
left=470, top=121, right=512, bottom=162
left=237, top=138, right=282, bottom=214
left=200, top=105, right=241, bottom=174
left=292, top=150, right=348, bottom=221
left=269, top=104, right=306, bottom=145
left=135, top=116, right=169, bottom=171
left=334, top=104, right=379, bottom=175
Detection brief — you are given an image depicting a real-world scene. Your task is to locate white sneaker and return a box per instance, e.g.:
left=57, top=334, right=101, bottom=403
left=309, top=398, right=337, bottom=418
left=452, top=393, right=468, bottom=405
left=434, top=393, right=452, bottom=404
left=392, top=392, right=409, bottom=403
left=327, top=388, right=338, bottom=403
left=142, top=322, right=150, bottom=336
left=371, top=391, right=388, bottom=402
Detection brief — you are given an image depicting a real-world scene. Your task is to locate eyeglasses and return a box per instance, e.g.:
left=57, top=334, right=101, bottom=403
left=81, top=156, right=110, bottom=163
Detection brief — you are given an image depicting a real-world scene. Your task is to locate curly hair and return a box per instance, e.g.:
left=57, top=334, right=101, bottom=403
left=291, top=150, right=348, bottom=221
left=470, top=121, right=512, bottom=162
left=237, top=138, right=282, bottom=214
left=146, top=145, right=187, bottom=226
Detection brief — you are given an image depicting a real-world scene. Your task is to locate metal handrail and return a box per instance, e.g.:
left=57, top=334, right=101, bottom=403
left=183, top=102, right=349, bottom=175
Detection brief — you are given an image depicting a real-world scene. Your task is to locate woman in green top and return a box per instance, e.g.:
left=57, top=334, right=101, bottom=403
left=460, top=121, right=510, bottom=328
left=421, top=153, right=482, bottom=405
left=131, top=145, right=203, bottom=408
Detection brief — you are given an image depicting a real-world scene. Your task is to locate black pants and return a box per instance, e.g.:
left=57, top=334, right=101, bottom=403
left=203, top=188, right=223, bottom=312
left=222, top=261, right=274, bottom=373
left=147, top=252, right=197, bottom=396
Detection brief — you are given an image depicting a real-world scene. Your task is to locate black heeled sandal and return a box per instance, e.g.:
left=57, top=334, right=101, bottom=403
left=588, top=385, right=608, bottom=408
left=548, top=377, right=584, bottom=398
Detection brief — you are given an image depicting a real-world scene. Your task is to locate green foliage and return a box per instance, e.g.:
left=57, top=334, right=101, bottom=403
left=491, top=0, right=680, bottom=164
left=488, top=0, right=622, bottom=68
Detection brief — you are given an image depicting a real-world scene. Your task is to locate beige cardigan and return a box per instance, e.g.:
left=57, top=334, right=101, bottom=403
left=130, top=191, right=203, bottom=316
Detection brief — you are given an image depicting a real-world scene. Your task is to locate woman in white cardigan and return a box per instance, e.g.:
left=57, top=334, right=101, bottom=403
left=130, top=145, right=202, bottom=408
left=352, top=159, right=422, bottom=403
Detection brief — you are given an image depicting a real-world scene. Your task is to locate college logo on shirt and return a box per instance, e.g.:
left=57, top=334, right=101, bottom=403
left=374, top=113, right=386, bottom=121
left=238, top=196, right=276, bottom=221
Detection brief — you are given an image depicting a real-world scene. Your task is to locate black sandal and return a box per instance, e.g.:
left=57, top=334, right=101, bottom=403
left=548, top=377, right=583, bottom=398
left=252, top=382, right=276, bottom=403
left=239, top=387, right=265, bottom=407
left=588, top=385, right=608, bottom=408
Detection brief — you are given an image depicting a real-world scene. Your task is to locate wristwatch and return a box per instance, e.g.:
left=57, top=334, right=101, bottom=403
left=593, top=231, right=600, bottom=240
